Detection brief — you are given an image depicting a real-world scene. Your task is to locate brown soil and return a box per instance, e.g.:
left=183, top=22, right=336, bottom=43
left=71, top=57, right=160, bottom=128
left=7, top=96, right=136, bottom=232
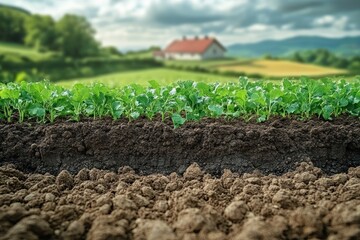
left=1, top=117, right=359, bottom=175
left=0, top=162, right=359, bottom=240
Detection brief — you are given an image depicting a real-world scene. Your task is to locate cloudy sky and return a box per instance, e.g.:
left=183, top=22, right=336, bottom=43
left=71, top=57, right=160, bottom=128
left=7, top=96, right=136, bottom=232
left=1, top=0, right=360, bottom=50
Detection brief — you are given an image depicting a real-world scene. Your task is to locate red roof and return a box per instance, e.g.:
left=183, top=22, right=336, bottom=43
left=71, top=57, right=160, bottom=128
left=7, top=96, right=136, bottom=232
left=164, top=37, right=226, bottom=54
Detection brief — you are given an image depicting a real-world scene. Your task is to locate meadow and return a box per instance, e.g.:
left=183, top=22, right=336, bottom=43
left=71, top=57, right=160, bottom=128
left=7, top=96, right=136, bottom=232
left=57, top=68, right=237, bottom=87
left=2, top=42, right=354, bottom=88
left=216, top=59, right=348, bottom=77
left=0, top=42, right=57, bottom=62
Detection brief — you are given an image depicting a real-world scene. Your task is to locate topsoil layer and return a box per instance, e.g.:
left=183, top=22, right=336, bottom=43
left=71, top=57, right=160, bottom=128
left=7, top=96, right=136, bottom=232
left=0, top=117, right=359, bottom=175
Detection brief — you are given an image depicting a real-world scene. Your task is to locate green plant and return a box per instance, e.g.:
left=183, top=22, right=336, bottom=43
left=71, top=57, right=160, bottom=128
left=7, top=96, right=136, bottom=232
left=0, top=78, right=358, bottom=126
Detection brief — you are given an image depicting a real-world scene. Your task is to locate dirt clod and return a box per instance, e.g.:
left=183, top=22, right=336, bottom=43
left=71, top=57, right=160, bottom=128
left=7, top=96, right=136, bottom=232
left=133, top=219, right=176, bottom=240
left=0, top=162, right=359, bottom=239
left=56, top=170, right=74, bottom=191
left=224, top=201, right=249, bottom=222
left=183, top=163, right=204, bottom=180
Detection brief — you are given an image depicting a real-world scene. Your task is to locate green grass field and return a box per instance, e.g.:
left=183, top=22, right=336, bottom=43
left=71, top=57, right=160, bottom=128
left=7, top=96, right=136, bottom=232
left=217, top=59, right=348, bottom=77
left=164, top=58, right=246, bottom=68
left=2, top=42, right=356, bottom=87
left=57, top=68, right=238, bottom=87
left=0, top=41, right=56, bottom=62
left=57, top=66, right=359, bottom=88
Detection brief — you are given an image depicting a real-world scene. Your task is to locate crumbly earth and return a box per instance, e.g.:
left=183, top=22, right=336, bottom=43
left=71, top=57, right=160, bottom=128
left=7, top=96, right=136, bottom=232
left=0, top=162, right=359, bottom=240
left=1, top=117, right=359, bottom=176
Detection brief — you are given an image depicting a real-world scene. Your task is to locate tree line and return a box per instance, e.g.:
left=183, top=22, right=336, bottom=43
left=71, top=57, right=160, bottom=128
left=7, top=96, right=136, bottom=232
left=290, top=49, right=360, bottom=72
left=0, top=6, right=100, bottom=58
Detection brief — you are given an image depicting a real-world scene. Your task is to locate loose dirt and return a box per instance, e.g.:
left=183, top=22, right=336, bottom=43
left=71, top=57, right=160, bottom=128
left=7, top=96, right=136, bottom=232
left=0, top=162, right=359, bottom=240
left=1, top=117, right=359, bottom=175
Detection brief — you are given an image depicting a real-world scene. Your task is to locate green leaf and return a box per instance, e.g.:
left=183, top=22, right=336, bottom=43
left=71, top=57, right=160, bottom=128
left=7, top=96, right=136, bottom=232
left=269, top=88, right=283, bottom=99
left=28, top=105, right=45, bottom=117
left=171, top=113, right=186, bottom=128
left=235, top=90, right=247, bottom=103
left=148, top=80, right=160, bottom=89
left=136, top=94, right=149, bottom=106
left=184, top=106, right=193, bottom=112
left=0, top=88, right=20, bottom=100
left=257, top=115, right=266, bottom=122
left=339, top=98, right=348, bottom=107
left=287, top=103, right=299, bottom=114
left=208, top=105, right=223, bottom=117
left=111, top=101, right=123, bottom=119
left=130, top=111, right=140, bottom=119
left=54, top=106, right=65, bottom=112
left=85, top=105, right=94, bottom=115
left=322, top=105, right=334, bottom=120
left=195, top=82, right=210, bottom=92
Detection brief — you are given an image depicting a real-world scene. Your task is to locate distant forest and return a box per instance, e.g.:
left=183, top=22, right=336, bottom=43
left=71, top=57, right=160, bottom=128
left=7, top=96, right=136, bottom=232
left=0, top=4, right=104, bottom=58
left=289, top=49, right=360, bottom=71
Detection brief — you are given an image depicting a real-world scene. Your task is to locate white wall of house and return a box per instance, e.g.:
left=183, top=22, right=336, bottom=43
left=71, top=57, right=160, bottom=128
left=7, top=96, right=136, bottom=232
left=165, top=52, right=202, bottom=60
left=164, top=43, right=225, bottom=60
left=202, top=43, right=225, bottom=60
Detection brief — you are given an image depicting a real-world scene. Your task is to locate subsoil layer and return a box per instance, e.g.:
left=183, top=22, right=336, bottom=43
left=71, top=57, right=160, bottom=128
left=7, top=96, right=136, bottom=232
left=0, top=162, right=359, bottom=240
left=1, top=117, right=359, bottom=175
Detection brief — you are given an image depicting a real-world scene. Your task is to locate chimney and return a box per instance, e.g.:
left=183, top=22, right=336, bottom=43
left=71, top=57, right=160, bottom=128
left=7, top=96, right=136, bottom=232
left=204, top=35, right=208, bottom=39
left=182, top=36, right=186, bottom=40
left=194, top=36, right=198, bottom=40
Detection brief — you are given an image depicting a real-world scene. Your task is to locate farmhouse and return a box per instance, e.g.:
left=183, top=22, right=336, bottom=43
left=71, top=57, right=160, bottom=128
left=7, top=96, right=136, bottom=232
left=154, top=36, right=226, bottom=60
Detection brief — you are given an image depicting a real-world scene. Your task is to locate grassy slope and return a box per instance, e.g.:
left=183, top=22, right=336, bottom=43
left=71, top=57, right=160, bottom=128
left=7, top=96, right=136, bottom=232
left=1, top=42, right=353, bottom=86
left=57, top=68, right=238, bottom=87
left=0, top=41, right=55, bottom=62
left=163, top=58, right=247, bottom=68
left=217, top=59, right=348, bottom=77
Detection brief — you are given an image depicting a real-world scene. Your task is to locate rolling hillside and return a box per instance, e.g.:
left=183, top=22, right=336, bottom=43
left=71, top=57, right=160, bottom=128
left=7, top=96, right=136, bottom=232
left=0, top=41, right=56, bottom=62
left=217, top=60, right=347, bottom=77
left=227, top=36, right=360, bottom=57
left=0, top=4, right=30, bottom=15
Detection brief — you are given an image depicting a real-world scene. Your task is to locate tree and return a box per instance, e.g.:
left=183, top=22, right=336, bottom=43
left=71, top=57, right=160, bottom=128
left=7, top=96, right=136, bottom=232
left=293, top=52, right=303, bottom=62
left=263, top=54, right=274, bottom=60
left=0, top=7, right=27, bottom=43
left=348, top=61, right=360, bottom=72
left=102, top=46, right=123, bottom=56
left=24, top=14, right=57, bottom=51
left=55, top=14, right=99, bottom=58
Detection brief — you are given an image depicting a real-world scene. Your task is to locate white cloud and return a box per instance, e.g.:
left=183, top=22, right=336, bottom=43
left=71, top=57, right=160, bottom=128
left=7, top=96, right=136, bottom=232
left=0, top=0, right=359, bottom=50
left=333, top=16, right=348, bottom=30
left=314, top=15, right=336, bottom=26
left=247, top=24, right=273, bottom=31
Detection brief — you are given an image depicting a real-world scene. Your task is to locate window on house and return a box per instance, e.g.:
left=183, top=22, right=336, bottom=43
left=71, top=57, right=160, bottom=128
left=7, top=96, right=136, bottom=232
left=213, top=49, right=217, bottom=54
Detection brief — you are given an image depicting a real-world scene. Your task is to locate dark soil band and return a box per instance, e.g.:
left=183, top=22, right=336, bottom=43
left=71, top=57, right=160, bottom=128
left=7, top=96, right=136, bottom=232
left=1, top=117, right=359, bottom=175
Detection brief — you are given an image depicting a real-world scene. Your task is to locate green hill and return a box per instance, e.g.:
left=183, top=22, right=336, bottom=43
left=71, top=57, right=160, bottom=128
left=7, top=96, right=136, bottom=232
left=227, top=36, right=360, bottom=57
left=0, top=41, right=55, bottom=63
left=0, top=4, right=31, bottom=44
left=0, top=4, right=30, bottom=15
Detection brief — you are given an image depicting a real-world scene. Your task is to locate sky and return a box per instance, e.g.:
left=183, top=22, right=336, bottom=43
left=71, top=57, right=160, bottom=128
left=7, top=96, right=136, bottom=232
left=1, top=0, right=360, bottom=50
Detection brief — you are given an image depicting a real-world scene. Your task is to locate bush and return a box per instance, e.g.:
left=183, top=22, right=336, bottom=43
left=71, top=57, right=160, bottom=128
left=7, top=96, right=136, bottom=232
left=80, top=66, right=94, bottom=77
left=348, top=61, right=360, bottom=72
left=0, top=71, right=15, bottom=83
left=247, top=73, right=264, bottom=79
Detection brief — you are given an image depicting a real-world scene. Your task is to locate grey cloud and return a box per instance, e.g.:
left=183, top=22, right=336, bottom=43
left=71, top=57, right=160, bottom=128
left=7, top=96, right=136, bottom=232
left=91, top=0, right=360, bottom=33
left=225, top=0, right=360, bottom=30
left=275, top=0, right=323, bottom=12
left=2, top=0, right=359, bottom=37
left=78, top=7, right=99, bottom=19
left=144, top=1, right=223, bottom=25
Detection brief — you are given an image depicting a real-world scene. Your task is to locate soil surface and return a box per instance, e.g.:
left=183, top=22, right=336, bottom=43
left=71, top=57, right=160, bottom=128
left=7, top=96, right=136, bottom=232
left=1, top=117, right=359, bottom=175
left=0, top=162, right=359, bottom=240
